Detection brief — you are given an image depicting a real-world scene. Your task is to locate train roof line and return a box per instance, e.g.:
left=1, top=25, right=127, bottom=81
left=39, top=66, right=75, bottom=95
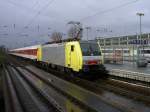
left=43, top=38, right=81, bottom=45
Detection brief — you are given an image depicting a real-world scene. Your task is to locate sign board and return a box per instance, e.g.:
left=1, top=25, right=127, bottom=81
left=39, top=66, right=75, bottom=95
left=129, top=40, right=149, bottom=45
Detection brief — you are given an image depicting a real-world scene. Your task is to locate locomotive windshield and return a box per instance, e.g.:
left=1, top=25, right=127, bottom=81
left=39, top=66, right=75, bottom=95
left=80, top=42, right=101, bottom=56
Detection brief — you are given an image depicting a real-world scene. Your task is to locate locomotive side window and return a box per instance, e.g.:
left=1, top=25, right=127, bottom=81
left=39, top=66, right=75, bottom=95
left=71, top=45, right=74, bottom=52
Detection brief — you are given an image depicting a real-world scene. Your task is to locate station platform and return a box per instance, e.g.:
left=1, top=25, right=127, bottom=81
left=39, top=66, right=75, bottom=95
left=105, top=62, right=150, bottom=75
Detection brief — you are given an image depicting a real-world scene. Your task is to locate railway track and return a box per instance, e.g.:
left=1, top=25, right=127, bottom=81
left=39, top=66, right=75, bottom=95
left=7, top=55, right=149, bottom=112
left=4, top=57, right=95, bottom=112
left=3, top=66, right=122, bottom=112
left=3, top=66, right=59, bottom=112
left=4, top=55, right=150, bottom=112
left=32, top=59, right=150, bottom=106
left=108, top=72, right=150, bottom=87
left=96, top=78, right=150, bottom=96
left=3, top=67, right=23, bottom=112
left=13, top=65, right=150, bottom=112
left=25, top=65, right=150, bottom=112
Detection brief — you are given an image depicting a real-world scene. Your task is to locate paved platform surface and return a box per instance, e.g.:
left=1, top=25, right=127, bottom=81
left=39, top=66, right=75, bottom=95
left=105, top=62, right=150, bottom=75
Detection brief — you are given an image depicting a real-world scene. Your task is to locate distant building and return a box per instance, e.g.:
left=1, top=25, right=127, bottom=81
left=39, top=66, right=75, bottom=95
left=96, top=33, right=150, bottom=63
left=96, top=33, right=150, bottom=48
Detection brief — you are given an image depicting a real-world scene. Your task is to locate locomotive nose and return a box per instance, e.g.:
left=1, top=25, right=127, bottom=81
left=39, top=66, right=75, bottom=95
left=83, top=60, right=101, bottom=65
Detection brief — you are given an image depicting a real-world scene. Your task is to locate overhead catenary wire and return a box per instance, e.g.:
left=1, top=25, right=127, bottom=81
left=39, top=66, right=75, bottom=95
left=82, top=0, right=96, bottom=12
left=80, top=0, right=140, bottom=21
left=2, top=0, right=140, bottom=41
left=26, top=0, right=56, bottom=27
left=3, top=0, right=46, bottom=38
left=78, top=0, right=140, bottom=37
left=31, top=0, right=41, bottom=11
left=3, top=0, right=38, bottom=12
left=17, top=0, right=56, bottom=37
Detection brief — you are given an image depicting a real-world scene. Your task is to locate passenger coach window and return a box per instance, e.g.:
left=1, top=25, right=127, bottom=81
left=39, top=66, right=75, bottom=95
left=71, top=45, right=74, bottom=52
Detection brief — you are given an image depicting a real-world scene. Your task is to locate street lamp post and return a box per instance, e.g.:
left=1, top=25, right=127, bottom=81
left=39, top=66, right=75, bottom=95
left=136, top=12, right=144, bottom=57
left=96, top=29, right=101, bottom=38
left=85, top=26, right=91, bottom=41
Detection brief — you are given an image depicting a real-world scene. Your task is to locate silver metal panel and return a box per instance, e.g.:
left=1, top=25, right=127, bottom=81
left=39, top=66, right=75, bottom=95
left=83, top=56, right=102, bottom=61
left=42, top=43, right=65, bottom=66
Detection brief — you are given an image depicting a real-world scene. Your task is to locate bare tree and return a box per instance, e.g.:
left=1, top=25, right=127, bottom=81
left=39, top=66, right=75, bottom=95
left=51, top=32, right=62, bottom=42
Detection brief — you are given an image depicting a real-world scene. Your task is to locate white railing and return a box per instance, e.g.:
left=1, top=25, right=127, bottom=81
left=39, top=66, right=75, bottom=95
left=109, top=69, right=150, bottom=82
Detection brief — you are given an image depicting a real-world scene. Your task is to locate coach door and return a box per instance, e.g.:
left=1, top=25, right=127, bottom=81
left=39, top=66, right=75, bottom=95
left=66, top=43, right=80, bottom=72
left=70, top=44, right=77, bottom=71
left=66, top=44, right=75, bottom=68
left=67, top=44, right=75, bottom=68
left=66, top=44, right=71, bottom=68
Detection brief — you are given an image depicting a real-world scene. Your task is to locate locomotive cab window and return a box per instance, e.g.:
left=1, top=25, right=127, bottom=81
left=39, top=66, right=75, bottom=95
left=80, top=42, right=101, bottom=56
left=71, top=45, right=74, bottom=52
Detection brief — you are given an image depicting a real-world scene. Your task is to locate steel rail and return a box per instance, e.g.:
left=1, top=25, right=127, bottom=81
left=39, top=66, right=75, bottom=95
left=2, top=66, right=24, bottom=112
left=7, top=66, right=58, bottom=112
left=32, top=62, right=150, bottom=105
left=109, top=69, right=150, bottom=83
left=95, top=78, right=150, bottom=106
left=97, top=78, right=150, bottom=96
left=25, top=65, right=150, bottom=112
left=108, top=74, right=150, bottom=87
left=7, top=55, right=150, bottom=112
left=15, top=66, right=94, bottom=112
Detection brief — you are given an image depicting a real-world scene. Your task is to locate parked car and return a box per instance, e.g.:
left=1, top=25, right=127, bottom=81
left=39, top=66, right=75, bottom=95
left=136, top=57, right=148, bottom=67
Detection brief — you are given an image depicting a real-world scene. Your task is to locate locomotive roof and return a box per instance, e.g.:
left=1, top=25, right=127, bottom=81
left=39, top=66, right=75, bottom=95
left=80, top=40, right=97, bottom=43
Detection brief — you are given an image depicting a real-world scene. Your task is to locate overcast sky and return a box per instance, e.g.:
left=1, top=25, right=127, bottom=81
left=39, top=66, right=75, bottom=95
left=0, top=0, right=149, bottom=49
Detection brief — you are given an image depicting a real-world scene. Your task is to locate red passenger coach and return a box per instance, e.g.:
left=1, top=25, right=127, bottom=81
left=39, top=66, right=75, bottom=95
left=10, top=45, right=39, bottom=60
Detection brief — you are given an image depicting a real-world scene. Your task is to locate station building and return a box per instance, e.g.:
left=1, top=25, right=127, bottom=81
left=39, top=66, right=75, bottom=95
left=96, top=33, right=150, bottom=48
left=95, top=33, right=150, bottom=63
